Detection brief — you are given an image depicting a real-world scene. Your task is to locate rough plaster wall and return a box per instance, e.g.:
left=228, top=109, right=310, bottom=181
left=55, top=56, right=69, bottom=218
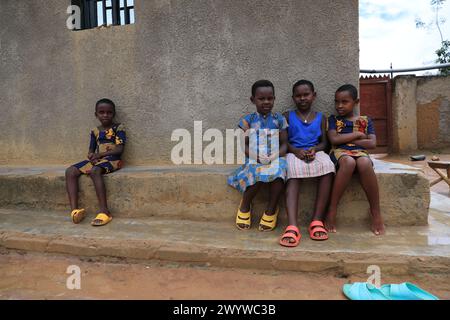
left=392, top=76, right=418, bottom=153
left=416, top=77, right=450, bottom=149
left=0, top=0, right=359, bottom=165
left=417, top=99, right=440, bottom=149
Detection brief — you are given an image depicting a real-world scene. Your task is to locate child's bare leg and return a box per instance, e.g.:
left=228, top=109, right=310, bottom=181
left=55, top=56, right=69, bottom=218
left=281, top=178, right=300, bottom=244
left=259, top=178, right=284, bottom=231
left=311, top=173, right=333, bottom=237
left=266, top=178, right=284, bottom=214
left=356, top=157, right=385, bottom=235
left=241, top=182, right=262, bottom=212
left=237, top=182, right=262, bottom=229
left=326, top=157, right=356, bottom=233
left=89, top=166, right=111, bottom=220
left=65, top=166, right=82, bottom=210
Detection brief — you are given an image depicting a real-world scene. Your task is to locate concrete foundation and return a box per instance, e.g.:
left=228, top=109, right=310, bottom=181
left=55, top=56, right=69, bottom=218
left=0, top=161, right=444, bottom=276
left=0, top=192, right=448, bottom=275
left=0, top=159, right=430, bottom=227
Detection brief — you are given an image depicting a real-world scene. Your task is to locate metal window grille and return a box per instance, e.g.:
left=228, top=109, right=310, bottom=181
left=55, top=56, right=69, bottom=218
left=71, top=0, right=135, bottom=30
left=97, top=0, right=135, bottom=26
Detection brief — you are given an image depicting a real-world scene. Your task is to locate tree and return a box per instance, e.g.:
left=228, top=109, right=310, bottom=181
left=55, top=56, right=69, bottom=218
left=436, top=40, right=450, bottom=75
left=416, top=0, right=449, bottom=75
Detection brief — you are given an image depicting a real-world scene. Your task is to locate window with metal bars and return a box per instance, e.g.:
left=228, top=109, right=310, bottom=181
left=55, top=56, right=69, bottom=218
left=71, top=0, right=135, bottom=30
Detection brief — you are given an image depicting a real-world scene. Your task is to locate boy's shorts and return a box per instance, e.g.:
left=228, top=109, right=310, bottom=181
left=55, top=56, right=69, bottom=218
left=72, top=158, right=123, bottom=174
left=330, top=150, right=373, bottom=170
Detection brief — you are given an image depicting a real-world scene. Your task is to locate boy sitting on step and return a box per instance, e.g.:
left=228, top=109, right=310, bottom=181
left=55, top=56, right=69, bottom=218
left=65, top=98, right=126, bottom=227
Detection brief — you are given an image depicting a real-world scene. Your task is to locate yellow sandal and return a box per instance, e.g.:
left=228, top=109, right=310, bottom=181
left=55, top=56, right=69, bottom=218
left=236, top=201, right=252, bottom=230
left=258, top=207, right=279, bottom=232
left=70, top=208, right=86, bottom=224
left=91, top=213, right=113, bottom=226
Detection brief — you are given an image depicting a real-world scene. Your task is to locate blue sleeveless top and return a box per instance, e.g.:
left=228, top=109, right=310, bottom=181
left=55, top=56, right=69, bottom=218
left=288, top=111, right=323, bottom=149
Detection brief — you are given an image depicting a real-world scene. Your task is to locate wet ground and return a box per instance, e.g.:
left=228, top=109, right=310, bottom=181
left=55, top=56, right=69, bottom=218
left=376, top=150, right=450, bottom=197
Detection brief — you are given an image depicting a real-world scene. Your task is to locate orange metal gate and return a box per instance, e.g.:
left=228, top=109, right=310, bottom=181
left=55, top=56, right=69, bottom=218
left=359, top=75, right=392, bottom=153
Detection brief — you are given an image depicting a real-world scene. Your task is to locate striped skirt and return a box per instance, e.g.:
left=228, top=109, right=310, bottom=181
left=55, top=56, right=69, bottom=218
left=286, top=151, right=335, bottom=179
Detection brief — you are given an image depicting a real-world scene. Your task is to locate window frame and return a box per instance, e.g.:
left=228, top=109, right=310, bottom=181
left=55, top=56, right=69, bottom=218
left=71, top=0, right=135, bottom=30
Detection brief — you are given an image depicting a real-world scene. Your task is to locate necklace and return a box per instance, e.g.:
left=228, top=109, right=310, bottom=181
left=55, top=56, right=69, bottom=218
left=298, top=110, right=313, bottom=123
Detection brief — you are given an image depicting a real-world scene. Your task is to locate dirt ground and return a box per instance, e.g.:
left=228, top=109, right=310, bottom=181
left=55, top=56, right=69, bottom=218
left=0, top=249, right=449, bottom=300
left=1, top=151, right=449, bottom=300
left=376, top=150, right=450, bottom=197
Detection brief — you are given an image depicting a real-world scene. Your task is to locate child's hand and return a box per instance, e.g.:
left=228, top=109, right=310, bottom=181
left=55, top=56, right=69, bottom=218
left=305, top=148, right=316, bottom=162
left=356, top=131, right=368, bottom=139
left=89, top=153, right=103, bottom=164
left=268, top=153, right=279, bottom=162
left=258, top=154, right=271, bottom=165
left=294, top=149, right=308, bottom=160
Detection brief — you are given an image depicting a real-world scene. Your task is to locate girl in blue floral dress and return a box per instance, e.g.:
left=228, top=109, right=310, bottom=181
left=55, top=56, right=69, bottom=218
left=228, top=80, right=288, bottom=232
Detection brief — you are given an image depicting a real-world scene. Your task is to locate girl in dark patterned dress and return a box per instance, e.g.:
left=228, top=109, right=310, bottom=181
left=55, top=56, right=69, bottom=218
left=326, top=85, right=385, bottom=235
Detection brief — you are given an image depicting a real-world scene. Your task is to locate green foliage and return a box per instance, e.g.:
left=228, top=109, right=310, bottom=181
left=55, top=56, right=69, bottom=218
left=416, top=0, right=448, bottom=75
left=436, top=40, right=450, bottom=75
left=431, top=0, right=445, bottom=7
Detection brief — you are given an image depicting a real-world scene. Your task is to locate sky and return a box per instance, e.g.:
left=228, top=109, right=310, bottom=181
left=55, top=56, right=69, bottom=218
left=360, top=0, right=450, bottom=75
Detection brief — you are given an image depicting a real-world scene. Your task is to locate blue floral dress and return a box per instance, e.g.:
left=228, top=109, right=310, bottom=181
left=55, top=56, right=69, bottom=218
left=227, top=112, right=288, bottom=193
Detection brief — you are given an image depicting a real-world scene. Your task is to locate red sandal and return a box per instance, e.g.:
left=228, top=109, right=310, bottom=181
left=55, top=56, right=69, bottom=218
left=308, top=220, right=329, bottom=241
left=279, top=225, right=301, bottom=247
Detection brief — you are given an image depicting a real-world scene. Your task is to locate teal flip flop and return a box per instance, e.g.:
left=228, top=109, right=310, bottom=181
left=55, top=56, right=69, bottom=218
left=380, top=282, right=439, bottom=300
left=343, top=282, right=390, bottom=300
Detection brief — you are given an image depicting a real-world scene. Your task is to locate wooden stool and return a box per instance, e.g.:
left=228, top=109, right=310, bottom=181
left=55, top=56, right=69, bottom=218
left=428, top=161, right=450, bottom=188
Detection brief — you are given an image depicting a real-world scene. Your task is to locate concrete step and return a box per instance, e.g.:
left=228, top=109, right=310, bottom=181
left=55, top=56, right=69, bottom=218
left=0, top=192, right=449, bottom=276
left=0, top=160, right=430, bottom=226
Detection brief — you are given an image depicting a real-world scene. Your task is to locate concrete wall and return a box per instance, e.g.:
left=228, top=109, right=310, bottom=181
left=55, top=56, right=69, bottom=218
left=392, top=76, right=418, bottom=152
left=392, top=75, right=450, bottom=153
left=0, top=0, right=359, bottom=165
left=416, top=77, right=450, bottom=149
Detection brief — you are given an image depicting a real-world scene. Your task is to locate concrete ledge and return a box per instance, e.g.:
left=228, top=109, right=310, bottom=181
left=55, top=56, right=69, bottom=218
left=0, top=206, right=448, bottom=276
left=0, top=159, right=430, bottom=226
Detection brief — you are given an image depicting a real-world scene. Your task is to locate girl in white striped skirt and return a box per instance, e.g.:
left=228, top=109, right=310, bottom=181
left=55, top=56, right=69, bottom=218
left=279, top=80, right=335, bottom=247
